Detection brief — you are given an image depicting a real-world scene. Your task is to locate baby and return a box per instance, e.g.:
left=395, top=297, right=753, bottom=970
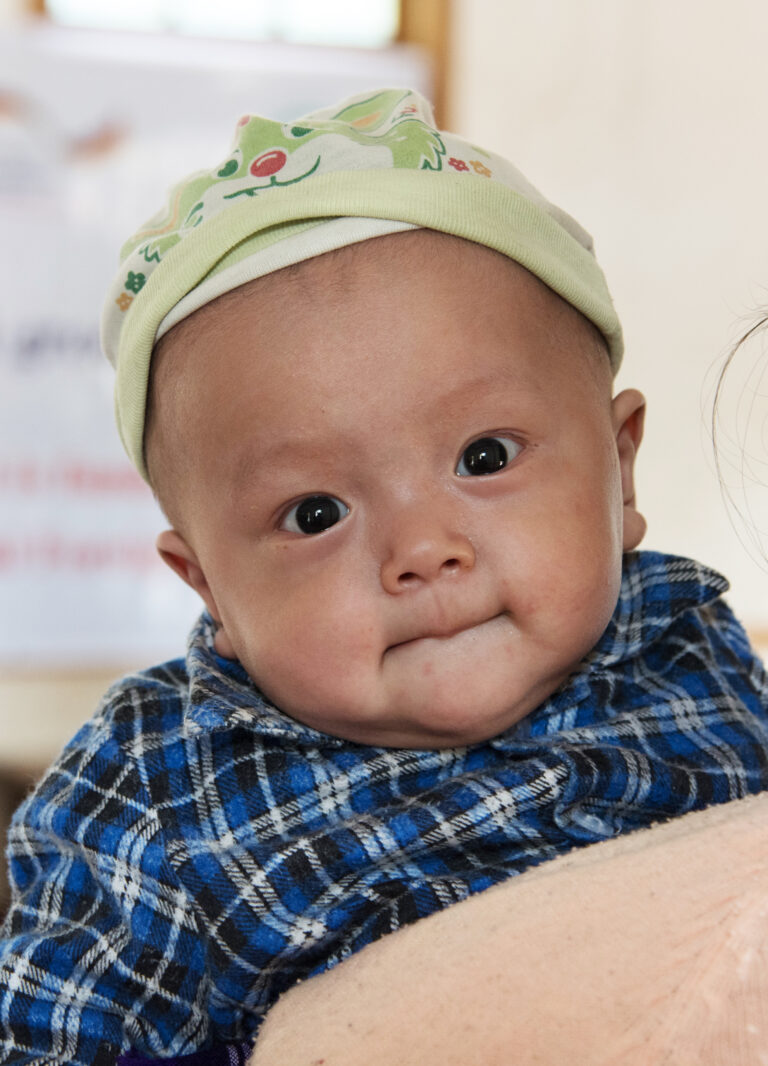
left=2, top=88, right=768, bottom=1064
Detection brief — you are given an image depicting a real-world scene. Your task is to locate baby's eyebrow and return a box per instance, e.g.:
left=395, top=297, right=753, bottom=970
left=229, top=432, right=345, bottom=491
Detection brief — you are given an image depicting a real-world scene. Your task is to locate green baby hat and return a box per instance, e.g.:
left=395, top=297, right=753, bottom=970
left=101, top=87, right=623, bottom=480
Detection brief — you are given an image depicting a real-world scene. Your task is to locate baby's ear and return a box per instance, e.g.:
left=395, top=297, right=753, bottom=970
left=156, top=530, right=237, bottom=658
left=611, top=389, right=647, bottom=551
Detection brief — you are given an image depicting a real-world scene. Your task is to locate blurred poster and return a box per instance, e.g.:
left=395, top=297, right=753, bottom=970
left=0, top=23, right=429, bottom=667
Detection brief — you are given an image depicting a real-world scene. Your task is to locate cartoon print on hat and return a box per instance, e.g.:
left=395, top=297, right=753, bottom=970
left=119, top=90, right=446, bottom=281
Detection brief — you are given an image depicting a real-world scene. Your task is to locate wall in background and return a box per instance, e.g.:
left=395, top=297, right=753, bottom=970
left=449, top=0, right=768, bottom=634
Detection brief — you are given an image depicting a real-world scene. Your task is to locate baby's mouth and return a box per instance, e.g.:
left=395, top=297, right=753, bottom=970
left=386, top=613, right=505, bottom=654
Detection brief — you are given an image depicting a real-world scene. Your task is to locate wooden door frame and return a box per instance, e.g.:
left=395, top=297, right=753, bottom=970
left=398, top=0, right=451, bottom=126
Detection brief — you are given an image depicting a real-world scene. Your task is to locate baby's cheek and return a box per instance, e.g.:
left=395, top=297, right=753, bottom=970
left=308, top=616, right=380, bottom=676
left=498, top=540, right=617, bottom=657
left=266, top=607, right=380, bottom=702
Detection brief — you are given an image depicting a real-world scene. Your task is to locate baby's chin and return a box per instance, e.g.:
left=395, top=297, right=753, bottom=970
left=283, top=684, right=560, bottom=750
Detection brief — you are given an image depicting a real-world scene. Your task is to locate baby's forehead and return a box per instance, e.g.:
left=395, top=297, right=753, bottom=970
left=207, top=230, right=548, bottom=322
left=168, top=230, right=609, bottom=402
left=147, top=231, right=611, bottom=521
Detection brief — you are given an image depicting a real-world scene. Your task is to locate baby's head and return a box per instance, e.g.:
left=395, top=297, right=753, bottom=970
left=102, top=89, right=646, bottom=748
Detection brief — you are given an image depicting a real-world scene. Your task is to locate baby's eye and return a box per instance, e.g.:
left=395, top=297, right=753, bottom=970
left=281, top=495, right=350, bottom=535
left=456, top=436, right=522, bottom=477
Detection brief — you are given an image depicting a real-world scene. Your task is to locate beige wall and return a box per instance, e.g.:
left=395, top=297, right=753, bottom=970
left=449, top=0, right=768, bottom=634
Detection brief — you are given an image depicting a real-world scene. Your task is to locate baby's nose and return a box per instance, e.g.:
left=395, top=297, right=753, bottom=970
left=380, top=509, right=475, bottom=594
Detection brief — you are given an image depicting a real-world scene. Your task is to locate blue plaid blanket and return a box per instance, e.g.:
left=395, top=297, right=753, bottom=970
left=2, top=552, right=768, bottom=1063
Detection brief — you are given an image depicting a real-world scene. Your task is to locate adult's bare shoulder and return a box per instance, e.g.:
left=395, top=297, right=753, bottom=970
left=251, top=794, right=768, bottom=1066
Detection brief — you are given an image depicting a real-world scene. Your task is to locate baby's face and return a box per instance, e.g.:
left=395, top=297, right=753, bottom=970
left=156, top=232, right=645, bottom=748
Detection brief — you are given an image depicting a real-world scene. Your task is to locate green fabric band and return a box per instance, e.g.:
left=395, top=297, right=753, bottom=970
left=101, top=89, right=622, bottom=482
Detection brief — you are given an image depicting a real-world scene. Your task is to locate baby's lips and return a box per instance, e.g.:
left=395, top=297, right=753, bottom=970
left=387, top=610, right=503, bottom=651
